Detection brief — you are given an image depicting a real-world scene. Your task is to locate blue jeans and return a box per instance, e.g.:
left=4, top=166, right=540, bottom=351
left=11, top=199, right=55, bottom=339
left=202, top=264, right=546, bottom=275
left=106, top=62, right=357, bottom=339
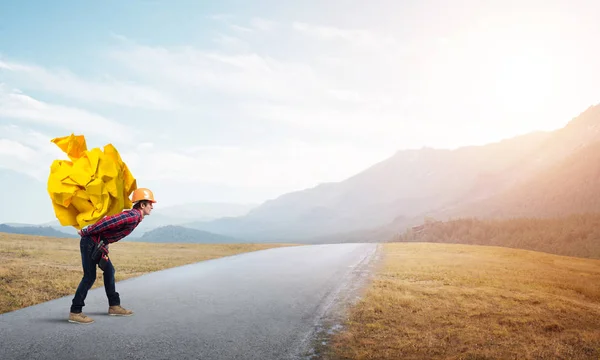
left=70, top=236, right=120, bottom=313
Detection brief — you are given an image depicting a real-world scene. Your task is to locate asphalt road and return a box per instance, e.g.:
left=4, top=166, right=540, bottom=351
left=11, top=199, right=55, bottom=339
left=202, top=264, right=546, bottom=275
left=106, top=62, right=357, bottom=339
left=0, top=243, right=379, bottom=360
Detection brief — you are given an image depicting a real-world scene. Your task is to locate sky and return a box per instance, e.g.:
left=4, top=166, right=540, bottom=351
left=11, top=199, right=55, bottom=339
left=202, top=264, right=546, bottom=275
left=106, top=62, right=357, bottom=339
left=1, top=0, right=600, bottom=222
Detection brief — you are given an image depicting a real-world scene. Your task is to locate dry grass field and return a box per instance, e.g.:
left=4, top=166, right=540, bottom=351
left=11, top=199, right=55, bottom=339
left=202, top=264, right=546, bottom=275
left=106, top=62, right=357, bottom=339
left=325, top=242, right=600, bottom=360
left=4, top=233, right=600, bottom=359
left=0, top=232, right=293, bottom=314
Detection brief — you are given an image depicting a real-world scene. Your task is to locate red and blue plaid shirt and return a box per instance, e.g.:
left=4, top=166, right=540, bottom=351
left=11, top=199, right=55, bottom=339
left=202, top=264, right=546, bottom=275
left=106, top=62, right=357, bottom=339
left=81, top=209, right=143, bottom=244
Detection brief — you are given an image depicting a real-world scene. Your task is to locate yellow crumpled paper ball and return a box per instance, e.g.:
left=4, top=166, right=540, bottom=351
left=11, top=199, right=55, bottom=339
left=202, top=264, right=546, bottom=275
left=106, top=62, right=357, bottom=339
left=47, top=134, right=137, bottom=229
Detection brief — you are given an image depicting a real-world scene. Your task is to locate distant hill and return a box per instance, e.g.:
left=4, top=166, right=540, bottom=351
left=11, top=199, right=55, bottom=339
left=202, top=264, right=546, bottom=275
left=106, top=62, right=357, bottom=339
left=3, top=223, right=43, bottom=227
left=40, top=202, right=258, bottom=238
left=42, top=212, right=206, bottom=238
left=395, top=214, right=600, bottom=260
left=135, top=225, right=242, bottom=244
left=0, top=224, right=77, bottom=238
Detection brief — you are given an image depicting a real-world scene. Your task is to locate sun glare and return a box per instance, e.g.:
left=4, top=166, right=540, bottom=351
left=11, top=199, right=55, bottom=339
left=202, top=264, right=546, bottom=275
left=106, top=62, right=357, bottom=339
left=436, top=18, right=574, bottom=144
left=495, top=51, right=555, bottom=110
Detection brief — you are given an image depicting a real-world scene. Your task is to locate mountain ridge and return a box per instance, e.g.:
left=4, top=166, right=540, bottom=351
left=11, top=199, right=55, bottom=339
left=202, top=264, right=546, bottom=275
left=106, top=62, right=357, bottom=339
left=135, top=225, right=242, bottom=244
left=0, top=224, right=78, bottom=238
left=184, top=103, right=600, bottom=242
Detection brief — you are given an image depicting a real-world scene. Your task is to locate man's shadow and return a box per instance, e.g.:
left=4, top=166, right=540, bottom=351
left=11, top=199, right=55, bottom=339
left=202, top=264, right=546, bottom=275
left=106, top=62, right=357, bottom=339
left=41, top=312, right=109, bottom=324
left=41, top=318, right=72, bottom=324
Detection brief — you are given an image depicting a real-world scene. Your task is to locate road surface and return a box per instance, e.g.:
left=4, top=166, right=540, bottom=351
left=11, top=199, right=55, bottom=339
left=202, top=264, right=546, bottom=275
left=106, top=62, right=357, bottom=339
left=0, top=243, right=379, bottom=360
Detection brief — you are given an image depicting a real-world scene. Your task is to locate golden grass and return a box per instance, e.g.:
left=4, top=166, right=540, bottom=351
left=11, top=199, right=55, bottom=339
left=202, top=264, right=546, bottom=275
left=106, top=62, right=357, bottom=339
left=0, top=232, right=294, bottom=314
left=326, top=243, right=600, bottom=360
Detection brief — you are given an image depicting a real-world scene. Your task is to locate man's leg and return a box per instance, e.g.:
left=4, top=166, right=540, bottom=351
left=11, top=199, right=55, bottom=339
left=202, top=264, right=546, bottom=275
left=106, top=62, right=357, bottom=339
left=69, top=237, right=97, bottom=323
left=103, top=258, right=120, bottom=307
left=104, top=258, right=133, bottom=316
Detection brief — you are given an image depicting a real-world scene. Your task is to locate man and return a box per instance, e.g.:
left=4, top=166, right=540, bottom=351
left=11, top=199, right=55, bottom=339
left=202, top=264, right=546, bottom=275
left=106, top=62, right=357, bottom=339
left=68, top=187, right=156, bottom=324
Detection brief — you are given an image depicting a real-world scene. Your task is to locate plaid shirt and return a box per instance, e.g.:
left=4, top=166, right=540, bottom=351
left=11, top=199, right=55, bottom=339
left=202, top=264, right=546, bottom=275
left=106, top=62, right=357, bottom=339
left=81, top=209, right=143, bottom=244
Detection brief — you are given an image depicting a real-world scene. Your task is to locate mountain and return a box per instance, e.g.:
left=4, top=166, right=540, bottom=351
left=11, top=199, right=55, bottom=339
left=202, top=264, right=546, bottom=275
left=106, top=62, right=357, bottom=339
left=41, top=212, right=207, bottom=238
left=185, top=104, right=600, bottom=243
left=419, top=105, right=600, bottom=220
left=0, top=224, right=78, bottom=238
left=447, top=138, right=600, bottom=219
left=182, top=131, right=553, bottom=240
left=41, top=211, right=196, bottom=238
left=3, top=223, right=44, bottom=227
left=135, top=225, right=241, bottom=244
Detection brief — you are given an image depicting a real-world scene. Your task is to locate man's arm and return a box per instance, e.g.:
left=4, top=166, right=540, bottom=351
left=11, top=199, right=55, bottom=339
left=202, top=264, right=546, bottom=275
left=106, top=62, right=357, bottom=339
left=81, top=211, right=138, bottom=237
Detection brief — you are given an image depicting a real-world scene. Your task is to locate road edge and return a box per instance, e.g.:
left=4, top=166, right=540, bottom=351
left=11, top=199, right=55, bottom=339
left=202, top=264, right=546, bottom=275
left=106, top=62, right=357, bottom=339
left=291, top=243, right=383, bottom=360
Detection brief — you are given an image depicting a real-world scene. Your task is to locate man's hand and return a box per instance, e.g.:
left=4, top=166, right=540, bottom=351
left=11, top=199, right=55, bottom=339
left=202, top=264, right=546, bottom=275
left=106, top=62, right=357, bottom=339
left=77, top=229, right=83, bottom=237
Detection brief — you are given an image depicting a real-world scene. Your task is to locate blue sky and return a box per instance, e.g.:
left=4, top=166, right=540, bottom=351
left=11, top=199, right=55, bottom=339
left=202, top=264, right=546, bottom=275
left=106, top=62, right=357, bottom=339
left=1, top=0, right=600, bottom=222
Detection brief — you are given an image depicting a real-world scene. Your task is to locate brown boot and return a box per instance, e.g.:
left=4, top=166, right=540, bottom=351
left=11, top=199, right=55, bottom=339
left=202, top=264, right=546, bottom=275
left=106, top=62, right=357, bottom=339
left=68, top=312, right=94, bottom=324
left=108, top=305, right=133, bottom=316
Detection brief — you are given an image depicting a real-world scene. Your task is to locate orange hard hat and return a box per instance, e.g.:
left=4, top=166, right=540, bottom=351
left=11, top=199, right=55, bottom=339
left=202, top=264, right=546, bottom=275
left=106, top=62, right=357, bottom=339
left=131, top=188, right=157, bottom=203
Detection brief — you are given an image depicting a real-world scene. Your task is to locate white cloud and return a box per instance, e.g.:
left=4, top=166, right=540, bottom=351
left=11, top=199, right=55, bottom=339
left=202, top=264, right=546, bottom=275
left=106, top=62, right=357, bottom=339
left=0, top=59, right=177, bottom=110
left=240, top=100, right=414, bottom=144
left=104, top=33, right=423, bottom=150
left=230, top=24, right=253, bottom=33
left=291, top=22, right=400, bottom=51
left=212, top=34, right=249, bottom=50
left=0, top=125, right=66, bottom=179
left=208, top=14, right=277, bottom=32
left=207, top=14, right=234, bottom=21
left=108, top=36, right=403, bottom=103
left=0, top=21, right=423, bottom=198
left=136, top=142, right=154, bottom=151
left=0, top=125, right=63, bottom=156
left=109, top=42, right=324, bottom=102
left=122, top=142, right=392, bottom=193
left=0, top=86, right=132, bottom=142
left=0, top=138, right=38, bottom=162
left=0, top=138, right=44, bottom=179
left=250, top=18, right=276, bottom=31
left=293, top=22, right=363, bottom=41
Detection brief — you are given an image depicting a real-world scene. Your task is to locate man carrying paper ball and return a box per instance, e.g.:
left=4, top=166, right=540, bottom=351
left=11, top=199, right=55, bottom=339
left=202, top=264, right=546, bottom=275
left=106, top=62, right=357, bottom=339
left=68, top=188, right=156, bottom=324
